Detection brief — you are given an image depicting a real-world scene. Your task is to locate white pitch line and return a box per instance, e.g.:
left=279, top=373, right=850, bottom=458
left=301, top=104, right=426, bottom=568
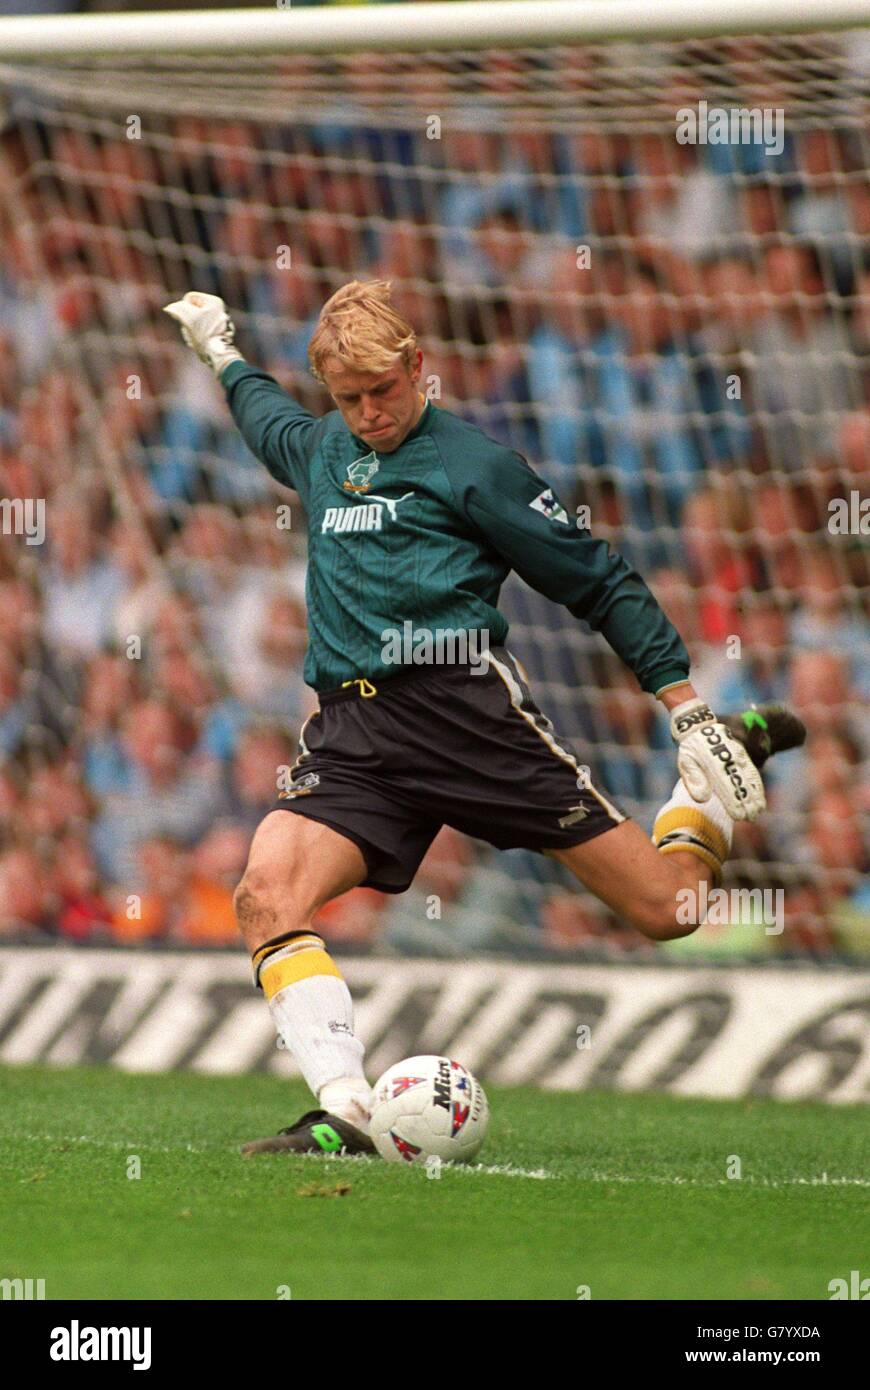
left=442, top=1161, right=554, bottom=1179
left=11, top=1136, right=868, bottom=1187
left=584, top=1173, right=870, bottom=1189
left=12, top=1135, right=554, bottom=1177
left=288, top=1152, right=556, bottom=1178
left=16, top=1132, right=207, bottom=1154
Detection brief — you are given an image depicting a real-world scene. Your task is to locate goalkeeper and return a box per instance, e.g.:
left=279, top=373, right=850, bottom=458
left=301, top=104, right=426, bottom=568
left=164, top=282, right=804, bottom=1157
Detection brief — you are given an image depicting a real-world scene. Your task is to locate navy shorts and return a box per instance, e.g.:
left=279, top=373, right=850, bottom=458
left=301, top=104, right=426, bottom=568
left=272, top=647, right=627, bottom=893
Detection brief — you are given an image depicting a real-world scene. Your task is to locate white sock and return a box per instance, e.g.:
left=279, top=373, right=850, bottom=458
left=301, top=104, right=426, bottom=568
left=653, top=778, right=733, bottom=882
left=268, top=973, right=366, bottom=1095
left=319, top=1076, right=374, bottom=1134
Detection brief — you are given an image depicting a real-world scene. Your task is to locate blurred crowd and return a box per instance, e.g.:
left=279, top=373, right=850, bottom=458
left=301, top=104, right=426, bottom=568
left=0, top=48, right=868, bottom=958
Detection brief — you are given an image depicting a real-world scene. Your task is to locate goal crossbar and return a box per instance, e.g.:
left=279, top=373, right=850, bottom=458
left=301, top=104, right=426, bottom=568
left=1, top=0, right=869, bottom=59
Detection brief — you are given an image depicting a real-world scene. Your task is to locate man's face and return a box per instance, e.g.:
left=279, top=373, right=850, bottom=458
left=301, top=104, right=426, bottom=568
left=323, top=348, right=424, bottom=453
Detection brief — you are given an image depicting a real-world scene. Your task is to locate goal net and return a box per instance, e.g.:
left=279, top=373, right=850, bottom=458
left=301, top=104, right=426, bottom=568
left=0, top=7, right=867, bottom=959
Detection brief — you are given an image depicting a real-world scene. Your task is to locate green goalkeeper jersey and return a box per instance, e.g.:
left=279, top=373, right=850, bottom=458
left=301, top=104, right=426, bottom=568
left=221, top=361, right=690, bottom=695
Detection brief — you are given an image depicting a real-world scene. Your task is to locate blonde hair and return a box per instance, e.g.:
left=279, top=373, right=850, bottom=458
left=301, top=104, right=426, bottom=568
left=308, top=279, right=418, bottom=383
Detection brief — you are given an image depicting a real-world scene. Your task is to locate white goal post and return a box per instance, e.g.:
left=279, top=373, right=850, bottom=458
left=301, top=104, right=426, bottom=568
left=0, top=0, right=869, bottom=56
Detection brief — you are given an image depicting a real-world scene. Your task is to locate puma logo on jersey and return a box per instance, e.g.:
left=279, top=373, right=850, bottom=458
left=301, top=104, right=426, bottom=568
left=322, top=491, right=415, bottom=534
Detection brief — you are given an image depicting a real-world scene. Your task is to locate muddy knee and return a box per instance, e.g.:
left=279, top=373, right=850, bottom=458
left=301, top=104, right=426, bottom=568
left=233, top=870, right=282, bottom=941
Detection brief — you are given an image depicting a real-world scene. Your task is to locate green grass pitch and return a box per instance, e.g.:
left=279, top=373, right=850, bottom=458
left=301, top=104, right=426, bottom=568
left=1, top=1063, right=866, bottom=1301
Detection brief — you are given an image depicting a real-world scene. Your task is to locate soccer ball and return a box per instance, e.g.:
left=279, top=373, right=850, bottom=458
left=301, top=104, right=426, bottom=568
left=369, top=1055, right=489, bottom=1165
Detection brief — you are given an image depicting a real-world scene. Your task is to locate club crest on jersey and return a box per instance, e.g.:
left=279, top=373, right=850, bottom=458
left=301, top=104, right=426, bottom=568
left=343, top=451, right=380, bottom=492
left=529, top=488, right=569, bottom=525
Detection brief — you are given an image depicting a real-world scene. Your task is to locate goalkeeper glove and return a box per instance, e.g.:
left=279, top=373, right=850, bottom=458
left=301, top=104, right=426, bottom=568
left=163, top=291, right=244, bottom=377
left=669, top=698, right=766, bottom=822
